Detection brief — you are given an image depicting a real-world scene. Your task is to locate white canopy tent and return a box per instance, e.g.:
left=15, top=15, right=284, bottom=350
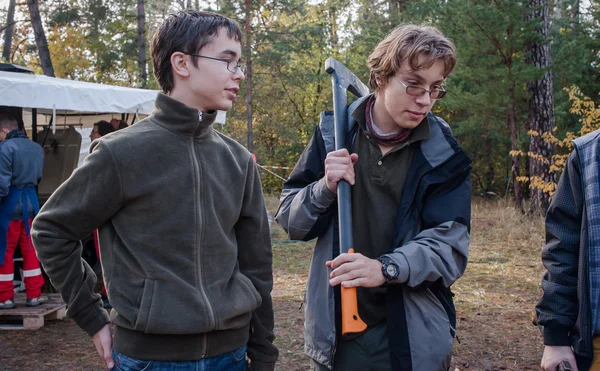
left=0, top=70, right=158, bottom=115
left=0, top=70, right=227, bottom=132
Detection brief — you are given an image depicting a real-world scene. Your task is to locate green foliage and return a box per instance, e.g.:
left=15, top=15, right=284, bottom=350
left=398, top=0, right=537, bottom=195
left=2, top=0, right=600, bottom=196
left=209, top=0, right=339, bottom=193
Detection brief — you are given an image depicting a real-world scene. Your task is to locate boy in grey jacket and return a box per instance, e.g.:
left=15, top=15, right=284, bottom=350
left=276, top=25, right=471, bottom=371
left=32, top=10, right=277, bottom=371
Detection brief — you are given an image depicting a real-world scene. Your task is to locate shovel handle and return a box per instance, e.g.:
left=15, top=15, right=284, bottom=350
left=341, top=248, right=368, bottom=335
left=326, top=57, right=369, bottom=336
left=557, top=361, right=573, bottom=371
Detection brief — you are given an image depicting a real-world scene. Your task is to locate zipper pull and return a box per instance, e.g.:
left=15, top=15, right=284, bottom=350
left=198, top=111, right=203, bottom=122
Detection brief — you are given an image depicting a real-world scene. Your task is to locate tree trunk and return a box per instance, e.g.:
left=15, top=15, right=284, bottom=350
left=2, top=0, right=16, bottom=62
left=328, top=1, right=338, bottom=56
left=389, top=0, right=405, bottom=13
left=137, top=0, right=147, bottom=88
left=527, top=0, right=555, bottom=215
left=508, top=83, right=523, bottom=211
left=485, top=138, right=494, bottom=192
left=27, top=0, right=55, bottom=77
left=244, top=0, right=253, bottom=153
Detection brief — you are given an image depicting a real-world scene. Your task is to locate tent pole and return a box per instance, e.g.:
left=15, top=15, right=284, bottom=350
left=32, top=108, right=38, bottom=142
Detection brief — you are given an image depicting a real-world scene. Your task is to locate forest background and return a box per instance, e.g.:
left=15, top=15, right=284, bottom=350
left=2, top=0, right=600, bottom=215
left=2, top=1, right=600, bottom=369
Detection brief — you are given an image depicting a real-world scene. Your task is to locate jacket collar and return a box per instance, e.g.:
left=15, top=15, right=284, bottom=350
left=349, top=93, right=430, bottom=144
left=150, top=93, right=218, bottom=138
left=6, top=129, right=28, bottom=140
left=349, top=94, right=371, bottom=132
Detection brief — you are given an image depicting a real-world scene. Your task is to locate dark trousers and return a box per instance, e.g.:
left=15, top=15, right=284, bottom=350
left=310, top=321, right=391, bottom=371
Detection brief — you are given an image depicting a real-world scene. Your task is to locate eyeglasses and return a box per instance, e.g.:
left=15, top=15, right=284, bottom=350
left=394, top=76, right=447, bottom=99
left=183, top=53, right=246, bottom=74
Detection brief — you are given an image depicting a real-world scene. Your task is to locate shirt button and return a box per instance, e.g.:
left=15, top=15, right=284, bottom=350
left=377, top=160, right=382, bottom=166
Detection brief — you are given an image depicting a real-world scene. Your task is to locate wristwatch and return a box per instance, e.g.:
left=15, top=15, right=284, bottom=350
left=378, top=256, right=399, bottom=283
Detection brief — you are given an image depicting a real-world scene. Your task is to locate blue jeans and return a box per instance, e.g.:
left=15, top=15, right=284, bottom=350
left=110, top=345, right=247, bottom=371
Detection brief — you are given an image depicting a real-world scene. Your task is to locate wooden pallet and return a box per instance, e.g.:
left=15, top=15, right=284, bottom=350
left=0, top=293, right=66, bottom=330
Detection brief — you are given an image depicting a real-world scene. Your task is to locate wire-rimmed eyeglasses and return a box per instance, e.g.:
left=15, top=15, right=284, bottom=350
left=394, top=76, right=447, bottom=99
left=183, top=53, right=246, bottom=74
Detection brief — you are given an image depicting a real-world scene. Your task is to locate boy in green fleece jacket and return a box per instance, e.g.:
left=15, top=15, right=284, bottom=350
left=32, top=10, right=277, bottom=371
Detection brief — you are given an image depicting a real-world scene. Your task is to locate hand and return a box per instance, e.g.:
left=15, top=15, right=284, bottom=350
left=92, top=324, right=114, bottom=369
left=326, top=253, right=385, bottom=288
left=324, top=149, right=359, bottom=194
left=540, top=345, right=578, bottom=371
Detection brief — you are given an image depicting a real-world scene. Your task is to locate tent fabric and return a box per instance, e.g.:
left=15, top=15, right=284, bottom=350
left=0, top=71, right=158, bottom=115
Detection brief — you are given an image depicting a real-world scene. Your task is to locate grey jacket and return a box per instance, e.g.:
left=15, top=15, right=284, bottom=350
left=275, top=96, right=472, bottom=370
left=32, top=93, right=278, bottom=369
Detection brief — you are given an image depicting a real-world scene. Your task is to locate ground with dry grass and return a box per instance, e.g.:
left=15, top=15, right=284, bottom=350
left=0, top=197, right=546, bottom=370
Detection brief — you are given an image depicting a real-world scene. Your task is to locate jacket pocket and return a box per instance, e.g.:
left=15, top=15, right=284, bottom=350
left=431, top=285, right=456, bottom=337
left=237, top=272, right=262, bottom=307
left=403, top=287, right=453, bottom=369
left=133, top=279, right=155, bottom=332
left=108, top=271, right=145, bottom=328
left=212, top=272, right=261, bottom=331
left=141, top=279, right=215, bottom=334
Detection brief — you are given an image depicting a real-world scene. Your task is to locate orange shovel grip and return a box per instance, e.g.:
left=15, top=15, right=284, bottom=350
left=340, top=248, right=368, bottom=335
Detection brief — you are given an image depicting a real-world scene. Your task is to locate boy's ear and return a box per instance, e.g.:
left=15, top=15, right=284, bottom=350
left=171, top=52, right=191, bottom=78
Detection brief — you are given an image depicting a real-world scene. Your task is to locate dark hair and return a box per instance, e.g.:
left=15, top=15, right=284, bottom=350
left=150, top=10, right=243, bottom=93
left=94, top=120, right=115, bottom=136
left=0, top=114, right=18, bottom=130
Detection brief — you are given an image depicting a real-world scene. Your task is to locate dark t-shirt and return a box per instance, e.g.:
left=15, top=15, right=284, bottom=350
left=350, top=109, right=430, bottom=328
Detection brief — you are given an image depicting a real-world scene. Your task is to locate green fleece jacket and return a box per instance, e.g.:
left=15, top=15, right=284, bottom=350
left=31, top=93, right=278, bottom=369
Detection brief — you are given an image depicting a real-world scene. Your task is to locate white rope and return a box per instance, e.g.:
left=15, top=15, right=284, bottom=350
left=256, top=164, right=288, bottom=182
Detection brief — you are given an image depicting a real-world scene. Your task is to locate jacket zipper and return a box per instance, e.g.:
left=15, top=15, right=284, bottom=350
left=188, top=136, right=216, bottom=354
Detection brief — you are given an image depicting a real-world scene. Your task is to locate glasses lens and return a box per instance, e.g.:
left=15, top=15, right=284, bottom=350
left=432, top=89, right=446, bottom=99
left=227, top=60, right=246, bottom=74
left=227, top=60, right=235, bottom=73
left=406, top=86, right=426, bottom=97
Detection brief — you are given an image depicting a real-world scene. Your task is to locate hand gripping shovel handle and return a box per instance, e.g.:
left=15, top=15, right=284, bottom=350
left=325, top=58, right=369, bottom=335
left=557, top=361, right=573, bottom=371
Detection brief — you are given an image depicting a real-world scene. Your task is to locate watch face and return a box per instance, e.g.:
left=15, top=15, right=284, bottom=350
left=385, top=263, right=398, bottom=277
